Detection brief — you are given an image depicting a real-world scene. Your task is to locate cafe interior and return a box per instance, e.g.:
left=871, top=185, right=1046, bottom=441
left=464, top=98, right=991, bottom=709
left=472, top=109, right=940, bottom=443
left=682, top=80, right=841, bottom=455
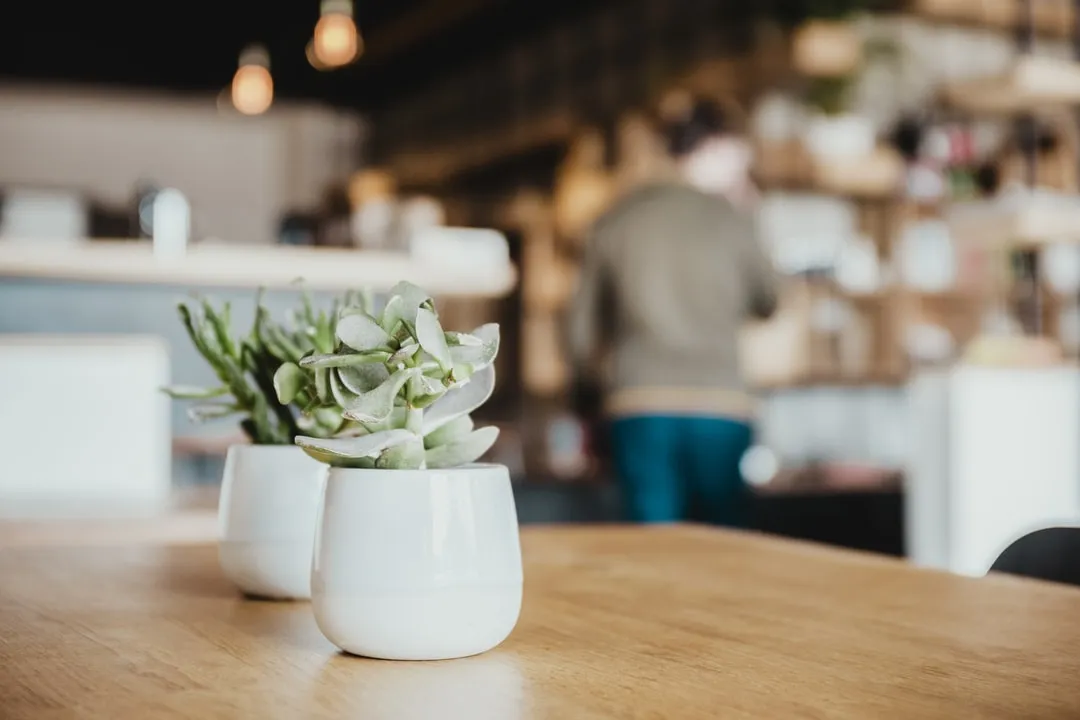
left=4, top=0, right=1080, bottom=591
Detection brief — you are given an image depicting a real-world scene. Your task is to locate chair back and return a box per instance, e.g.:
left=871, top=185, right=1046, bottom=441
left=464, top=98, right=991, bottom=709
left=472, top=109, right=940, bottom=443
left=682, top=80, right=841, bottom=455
left=989, top=525, right=1080, bottom=587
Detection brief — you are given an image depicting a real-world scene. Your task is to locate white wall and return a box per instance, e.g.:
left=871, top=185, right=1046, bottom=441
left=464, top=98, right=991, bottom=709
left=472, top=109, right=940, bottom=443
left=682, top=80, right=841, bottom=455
left=0, top=85, right=366, bottom=245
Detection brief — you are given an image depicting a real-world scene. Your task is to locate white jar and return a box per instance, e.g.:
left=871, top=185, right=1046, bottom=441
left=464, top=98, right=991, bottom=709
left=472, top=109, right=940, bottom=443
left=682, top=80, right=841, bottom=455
left=218, top=444, right=327, bottom=600
left=803, top=113, right=876, bottom=160
left=312, top=464, right=523, bottom=660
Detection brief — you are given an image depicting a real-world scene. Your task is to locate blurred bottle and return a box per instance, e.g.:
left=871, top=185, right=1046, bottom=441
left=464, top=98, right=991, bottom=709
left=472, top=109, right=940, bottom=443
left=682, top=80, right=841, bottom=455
left=315, top=185, right=353, bottom=248
left=348, top=169, right=399, bottom=250
left=132, top=180, right=160, bottom=239
left=150, top=188, right=191, bottom=260
left=277, top=212, right=319, bottom=246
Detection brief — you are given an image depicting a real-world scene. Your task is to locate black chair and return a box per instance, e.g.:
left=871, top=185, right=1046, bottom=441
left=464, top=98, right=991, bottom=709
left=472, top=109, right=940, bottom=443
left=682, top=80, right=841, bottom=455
left=989, top=526, right=1080, bottom=588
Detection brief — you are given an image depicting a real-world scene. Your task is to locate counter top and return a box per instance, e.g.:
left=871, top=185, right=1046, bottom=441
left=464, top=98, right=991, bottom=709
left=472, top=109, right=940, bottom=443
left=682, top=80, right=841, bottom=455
left=2, top=520, right=1078, bottom=718
left=0, top=238, right=517, bottom=297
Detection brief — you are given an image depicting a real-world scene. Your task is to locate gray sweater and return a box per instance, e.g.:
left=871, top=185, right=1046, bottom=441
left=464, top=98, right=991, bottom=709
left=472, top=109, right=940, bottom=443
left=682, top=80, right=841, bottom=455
left=566, top=182, right=779, bottom=417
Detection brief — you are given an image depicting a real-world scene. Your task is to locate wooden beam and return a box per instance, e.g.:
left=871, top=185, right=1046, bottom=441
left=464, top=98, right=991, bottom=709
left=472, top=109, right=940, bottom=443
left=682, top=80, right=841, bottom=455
left=362, top=0, right=497, bottom=60
left=387, top=111, right=577, bottom=186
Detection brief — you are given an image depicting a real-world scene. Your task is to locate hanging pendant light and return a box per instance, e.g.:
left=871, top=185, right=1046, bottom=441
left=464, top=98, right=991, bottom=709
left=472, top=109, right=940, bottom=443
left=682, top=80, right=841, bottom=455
left=231, top=44, right=273, bottom=116
left=313, top=0, right=361, bottom=69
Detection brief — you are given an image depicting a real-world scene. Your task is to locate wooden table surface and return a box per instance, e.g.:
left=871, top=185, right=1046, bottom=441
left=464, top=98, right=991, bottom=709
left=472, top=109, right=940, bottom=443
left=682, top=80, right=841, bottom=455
left=2, top=519, right=1079, bottom=719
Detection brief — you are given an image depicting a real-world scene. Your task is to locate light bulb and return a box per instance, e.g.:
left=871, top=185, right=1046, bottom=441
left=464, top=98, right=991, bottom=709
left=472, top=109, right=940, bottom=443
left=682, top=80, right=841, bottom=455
left=231, top=44, right=273, bottom=116
left=306, top=39, right=331, bottom=71
left=231, top=65, right=273, bottom=115
left=314, top=9, right=360, bottom=68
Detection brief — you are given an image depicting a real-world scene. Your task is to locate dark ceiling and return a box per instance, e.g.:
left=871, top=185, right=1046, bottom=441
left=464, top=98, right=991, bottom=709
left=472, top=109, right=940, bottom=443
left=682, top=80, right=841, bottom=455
left=0, top=0, right=610, bottom=112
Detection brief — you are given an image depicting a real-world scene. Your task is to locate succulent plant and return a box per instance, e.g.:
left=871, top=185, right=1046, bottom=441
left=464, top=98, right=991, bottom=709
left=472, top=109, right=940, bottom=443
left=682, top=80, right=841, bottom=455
left=276, top=281, right=501, bottom=470
left=164, top=289, right=363, bottom=445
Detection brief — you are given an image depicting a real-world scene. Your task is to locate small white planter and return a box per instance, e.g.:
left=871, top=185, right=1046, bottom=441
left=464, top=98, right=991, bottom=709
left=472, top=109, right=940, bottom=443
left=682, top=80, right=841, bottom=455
left=804, top=114, right=875, bottom=160
left=218, top=444, right=327, bottom=600
left=312, top=463, right=523, bottom=660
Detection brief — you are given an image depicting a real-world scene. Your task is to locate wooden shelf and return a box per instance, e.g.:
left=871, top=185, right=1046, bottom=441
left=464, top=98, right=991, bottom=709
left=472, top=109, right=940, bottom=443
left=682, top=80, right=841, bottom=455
left=753, top=146, right=903, bottom=201
left=913, top=0, right=1075, bottom=40
left=948, top=194, right=1080, bottom=247
left=0, top=237, right=517, bottom=297
left=944, top=56, right=1080, bottom=114
left=754, top=372, right=908, bottom=391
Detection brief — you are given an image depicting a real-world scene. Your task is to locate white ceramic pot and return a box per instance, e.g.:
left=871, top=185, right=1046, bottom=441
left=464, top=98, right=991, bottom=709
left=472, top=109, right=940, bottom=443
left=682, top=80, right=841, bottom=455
left=803, top=114, right=875, bottom=160
left=312, top=464, right=523, bottom=660
left=218, top=444, right=326, bottom=600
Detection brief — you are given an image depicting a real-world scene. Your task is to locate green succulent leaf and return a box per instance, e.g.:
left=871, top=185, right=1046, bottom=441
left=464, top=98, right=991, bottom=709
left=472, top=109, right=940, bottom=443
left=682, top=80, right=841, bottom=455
left=445, top=331, right=483, bottom=347
left=298, top=406, right=346, bottom=435
left=388, top=342, right=420, bottom=368
left=300, top=351, right=391, bottom=369
left=408, top=372, right=448, bottom=409
left=423, top=364, right=495, bottom=435
left=161, top=385, right=230, bottom=400
left=295, top=429, right=415, bottom=463
left=358, top=406, right=408, bottom=433
left=329, top=367, right=361, bottom=409
left=337, top=363, right=391, bottom=394
left=272, top=363, right=305, bottom=404
left=188, top=404, right=241, bottom=423
left=375, top=438, right=426, bottom=469
left=340, top=367, right=421, bottom=424
left=380, top=281, right=433, bottom=333
left=423, top=414, right=474, bottom=449
left=337, top=312, right=392, bottom=352
left=415, top=308, right=451, bottom=370
left=314, top=311, right=334, bottom=354
left=449, top=323, right=500, bottom=380
left=201, top=299, right=237, bottom=359
left=425, top=426, right=499, bottom=469
left=314, top=367, right=330, bottom=403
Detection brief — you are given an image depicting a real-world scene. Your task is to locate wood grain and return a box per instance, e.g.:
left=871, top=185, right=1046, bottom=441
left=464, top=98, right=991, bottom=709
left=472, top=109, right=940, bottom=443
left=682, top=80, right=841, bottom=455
left=2, top=524, right=1079, bottom=719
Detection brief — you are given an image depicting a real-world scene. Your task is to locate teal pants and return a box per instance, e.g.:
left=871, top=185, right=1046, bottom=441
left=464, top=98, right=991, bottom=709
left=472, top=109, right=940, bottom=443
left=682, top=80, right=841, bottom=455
left=611, top=415, right=753, bottom=527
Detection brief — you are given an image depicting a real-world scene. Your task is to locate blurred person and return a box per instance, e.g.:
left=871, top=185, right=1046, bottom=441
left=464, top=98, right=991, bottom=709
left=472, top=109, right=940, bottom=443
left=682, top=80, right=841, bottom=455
left=565, top=94, right=779, bottom=526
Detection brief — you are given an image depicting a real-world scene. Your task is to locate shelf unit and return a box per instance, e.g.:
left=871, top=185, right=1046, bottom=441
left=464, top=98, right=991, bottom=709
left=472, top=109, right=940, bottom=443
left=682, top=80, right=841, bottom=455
left=0, top=238, right=517, bottom=298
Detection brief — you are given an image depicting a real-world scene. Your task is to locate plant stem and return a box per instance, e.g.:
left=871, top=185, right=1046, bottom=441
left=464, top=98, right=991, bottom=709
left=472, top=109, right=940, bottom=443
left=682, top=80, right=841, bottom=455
left=406, top=407, right=423, bottom=435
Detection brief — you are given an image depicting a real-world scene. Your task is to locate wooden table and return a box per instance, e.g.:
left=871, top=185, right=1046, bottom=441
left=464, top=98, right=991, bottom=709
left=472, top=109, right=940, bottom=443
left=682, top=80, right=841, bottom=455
left=2, top=520, right=1079, bottom=719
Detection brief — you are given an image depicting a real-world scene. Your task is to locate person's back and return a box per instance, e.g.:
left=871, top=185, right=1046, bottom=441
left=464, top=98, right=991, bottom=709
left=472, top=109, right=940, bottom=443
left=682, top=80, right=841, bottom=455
left=565, top=93, right=779, bottom=526
left=580, top=181, right=775, bottom=402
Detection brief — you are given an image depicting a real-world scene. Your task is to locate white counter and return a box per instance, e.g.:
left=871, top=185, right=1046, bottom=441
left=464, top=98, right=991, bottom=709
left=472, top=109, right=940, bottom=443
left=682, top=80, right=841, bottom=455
left=907, top=365, right=1080, bottom=576
left=0, top=238, right=517, bottom=297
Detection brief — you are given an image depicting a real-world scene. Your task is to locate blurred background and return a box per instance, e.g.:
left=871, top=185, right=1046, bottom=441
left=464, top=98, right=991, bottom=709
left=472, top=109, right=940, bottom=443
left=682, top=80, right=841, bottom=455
left=2, top=0, right=1079, bottom=575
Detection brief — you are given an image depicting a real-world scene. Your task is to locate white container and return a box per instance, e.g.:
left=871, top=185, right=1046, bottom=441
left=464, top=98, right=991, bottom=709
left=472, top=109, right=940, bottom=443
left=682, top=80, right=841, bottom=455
left=312, top=463, right=523, bottom=660
left=218, top=444, right=327, bottom=600
left=803, top=114, right=875, bottom=160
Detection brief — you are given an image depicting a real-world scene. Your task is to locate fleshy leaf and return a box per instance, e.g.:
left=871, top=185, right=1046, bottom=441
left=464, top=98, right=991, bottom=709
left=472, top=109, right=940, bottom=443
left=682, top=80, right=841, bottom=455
left=408, top=372, right=448, bottom=409
left=298, top=406, right=345, bottom=434
left=295, top=429, right=415, bottom=462
left=376, top=438, right=426, bottom=469
left=187, top=404, right=241, bottom=423
left=161, top=385, right=229, bottom=400
left=423, top=414, right=474, bottom=449
left=415, top=308, right=451, bottom=370
left=380, top=281, right=433, bottom=331
left=272, top=362, right=304, bottom=404
left=301, top=351, right=391, bottom=369
left=358, top=406, right=408, bottom=433
left=445, top=331, right=483, bottom=347
left=329, top=369, right=360, bottom=409
left=379, top=295, right=408, bottom=334
left=425, top=426, right=500, bottom=469
left=449, top=323, right=500, bottom=382
left=422, top=364, right=495, bottom=434
left=341, top=368, right=421, bottom=423
left=337, top=312, right=391, bottom=352
left=337, top=363, right=390, bottom=394
left=388, top=342, right=420, bottom=368
left=314, top=367, right=330, bottom=403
